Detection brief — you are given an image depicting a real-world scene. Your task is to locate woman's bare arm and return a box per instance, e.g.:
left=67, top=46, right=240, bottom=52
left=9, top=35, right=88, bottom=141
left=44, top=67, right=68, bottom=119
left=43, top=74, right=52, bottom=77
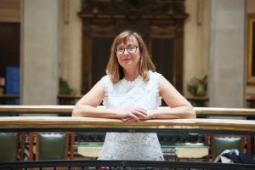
left=149, top=75, right=196, bottom=119
left=72, top=79, right=124, bottom=119
left=72, top=78, right=148, bottom=120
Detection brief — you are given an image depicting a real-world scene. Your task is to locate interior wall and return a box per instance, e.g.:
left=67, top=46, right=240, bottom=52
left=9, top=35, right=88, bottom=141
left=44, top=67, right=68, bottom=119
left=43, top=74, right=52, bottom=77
left=21, top=0, right=59, bottom=105
left=0, top=0, right=213, bottom=98
left=61, top=0, right=209, bottom=96
left=184, top=0, right=209, bottom=96
left=208, top=0, right=246, bottom=107
left=59, top=0, right=82, bottom=95
left=1, top=0, right=252, bottom=104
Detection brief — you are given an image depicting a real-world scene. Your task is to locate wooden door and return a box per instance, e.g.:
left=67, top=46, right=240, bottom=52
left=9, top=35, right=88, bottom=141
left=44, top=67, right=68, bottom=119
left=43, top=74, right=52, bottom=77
left=79, top=0, right=187, bottom=94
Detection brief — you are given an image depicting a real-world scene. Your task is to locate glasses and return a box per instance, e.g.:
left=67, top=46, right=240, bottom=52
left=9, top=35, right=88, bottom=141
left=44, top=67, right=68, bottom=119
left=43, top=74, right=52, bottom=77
left=116, top=46, right=138, bottom=55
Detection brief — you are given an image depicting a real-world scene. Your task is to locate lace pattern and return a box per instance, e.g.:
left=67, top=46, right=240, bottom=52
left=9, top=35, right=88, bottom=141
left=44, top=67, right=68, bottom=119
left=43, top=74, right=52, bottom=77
left=102, top=71, right=162, bottom=111
left=98, top=71, right=164, bottom=160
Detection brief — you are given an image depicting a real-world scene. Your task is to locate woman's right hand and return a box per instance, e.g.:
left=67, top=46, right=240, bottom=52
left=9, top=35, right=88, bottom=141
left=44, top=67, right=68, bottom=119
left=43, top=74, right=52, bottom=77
left=120, top=107, right=148, bottom=122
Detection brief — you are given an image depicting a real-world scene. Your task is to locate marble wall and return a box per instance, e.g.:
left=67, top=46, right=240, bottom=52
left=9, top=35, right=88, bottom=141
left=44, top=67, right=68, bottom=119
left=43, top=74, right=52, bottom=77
left=184, top=0, right=209, bottom=96
left=58, top=0, right=82, bottom=96
left=21, top=0, right=59, bottom=104
left=208, top=0, right=245, bottom=107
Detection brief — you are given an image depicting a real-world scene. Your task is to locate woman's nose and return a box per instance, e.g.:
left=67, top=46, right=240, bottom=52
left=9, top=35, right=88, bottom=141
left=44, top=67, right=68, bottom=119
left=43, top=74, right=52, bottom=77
left=123, top=49, right=129, bottom=55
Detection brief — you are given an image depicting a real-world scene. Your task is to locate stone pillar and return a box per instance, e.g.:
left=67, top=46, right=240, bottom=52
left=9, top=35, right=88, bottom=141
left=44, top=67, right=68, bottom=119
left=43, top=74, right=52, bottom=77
left=59, top=0, right=82, bottom=95
left=208, top=0, right=246, bottom=107
left=20, top=0, right=59, bottom=104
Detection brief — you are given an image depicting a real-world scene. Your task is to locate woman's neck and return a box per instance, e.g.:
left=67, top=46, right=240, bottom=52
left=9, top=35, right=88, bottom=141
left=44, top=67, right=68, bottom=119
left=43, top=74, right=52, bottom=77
left=124, top=69, right=139, bottom=81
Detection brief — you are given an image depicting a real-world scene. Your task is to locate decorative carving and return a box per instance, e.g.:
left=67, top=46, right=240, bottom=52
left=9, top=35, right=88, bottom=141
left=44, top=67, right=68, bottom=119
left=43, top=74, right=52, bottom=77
left=80, top=0, right=187, bottom=36
left=80, top=0, right=186, bottom=19
left=79, top=0, right=187, bottom=93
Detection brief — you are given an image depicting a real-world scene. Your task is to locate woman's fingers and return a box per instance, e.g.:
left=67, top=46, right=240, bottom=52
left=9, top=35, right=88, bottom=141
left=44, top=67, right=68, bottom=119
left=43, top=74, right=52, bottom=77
left=120, top=107, right=149, bottom=122
left=134, top=107, right=147, bottom=115
left=122, top=117, right=134, bottom=122
left=127, top=112, right=140, bottom=121
left=132, top=109, right=148, bottom=119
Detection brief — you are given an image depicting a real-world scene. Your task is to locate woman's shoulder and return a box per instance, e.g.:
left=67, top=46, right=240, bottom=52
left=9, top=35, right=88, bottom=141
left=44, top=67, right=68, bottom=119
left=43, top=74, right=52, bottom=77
left=148, top=70, right=162, bottom=80
left=101, top=74, right=111, bottom=82
left=101, top=74, right=115, bottom=88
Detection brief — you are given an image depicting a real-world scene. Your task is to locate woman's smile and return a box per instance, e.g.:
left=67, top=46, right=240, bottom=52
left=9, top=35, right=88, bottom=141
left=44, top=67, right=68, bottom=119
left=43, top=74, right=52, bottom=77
left=122, top=56, right=132, bottom=62
left=116, top=36, right=140, bottom=69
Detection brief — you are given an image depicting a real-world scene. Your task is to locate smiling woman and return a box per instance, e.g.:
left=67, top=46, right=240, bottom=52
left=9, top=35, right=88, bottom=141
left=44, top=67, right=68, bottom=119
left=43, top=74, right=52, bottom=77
left=114, top=36, right=141, bottom=78
left=107, top=31, right=156, bottom=83
left=72, top=30, right=195, bottom=161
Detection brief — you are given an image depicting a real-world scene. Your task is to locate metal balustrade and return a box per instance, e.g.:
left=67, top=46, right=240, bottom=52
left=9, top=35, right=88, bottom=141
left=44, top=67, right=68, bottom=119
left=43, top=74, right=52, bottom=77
left=0, top=105, right=255, bottom=169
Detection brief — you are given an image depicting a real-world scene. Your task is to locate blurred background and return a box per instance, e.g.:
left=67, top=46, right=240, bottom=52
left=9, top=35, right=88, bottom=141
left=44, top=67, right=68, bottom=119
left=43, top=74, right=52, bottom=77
left=0, top=0, right=254, bottom=108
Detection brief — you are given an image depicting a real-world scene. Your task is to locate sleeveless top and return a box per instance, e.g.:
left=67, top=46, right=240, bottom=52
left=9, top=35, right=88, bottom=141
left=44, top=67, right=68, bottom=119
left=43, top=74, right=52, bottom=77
left=98, top=71, right=164, bottom=160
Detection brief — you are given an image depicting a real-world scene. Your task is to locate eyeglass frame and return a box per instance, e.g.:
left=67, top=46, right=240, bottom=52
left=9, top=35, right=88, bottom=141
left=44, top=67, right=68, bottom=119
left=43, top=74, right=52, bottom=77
left=116, top=46, right=139, bottom=55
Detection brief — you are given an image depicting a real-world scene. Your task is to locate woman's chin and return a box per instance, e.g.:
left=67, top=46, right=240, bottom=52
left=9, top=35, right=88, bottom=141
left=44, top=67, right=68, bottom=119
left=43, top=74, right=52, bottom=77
left=121, top=62, right=133, bottom=67
left=124, top=63, right=137, bottom=69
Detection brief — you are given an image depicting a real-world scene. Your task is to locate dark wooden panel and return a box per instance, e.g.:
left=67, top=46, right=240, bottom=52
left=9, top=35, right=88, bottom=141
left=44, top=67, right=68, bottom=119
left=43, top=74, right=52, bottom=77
left=0, top=23, right=20, bottom=77
left=151, top=38, right=174, bottom=83
left=91, top=37, right=113, bottom=86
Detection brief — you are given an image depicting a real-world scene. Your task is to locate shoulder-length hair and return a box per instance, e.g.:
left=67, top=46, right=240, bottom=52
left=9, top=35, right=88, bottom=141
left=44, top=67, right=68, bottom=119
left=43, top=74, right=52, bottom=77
left=106, top=30, right=156, bottom=83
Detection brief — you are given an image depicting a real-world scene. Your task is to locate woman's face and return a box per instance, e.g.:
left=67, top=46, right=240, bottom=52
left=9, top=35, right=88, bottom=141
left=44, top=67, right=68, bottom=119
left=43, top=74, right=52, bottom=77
left=116, top=36, right=140, bottom=71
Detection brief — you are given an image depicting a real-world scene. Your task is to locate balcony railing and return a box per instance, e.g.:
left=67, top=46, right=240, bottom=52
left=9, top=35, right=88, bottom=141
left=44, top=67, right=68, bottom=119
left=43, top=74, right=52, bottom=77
left=1, top=105, right=255, bottom=117
left=0, top=105, right=255, bottom=169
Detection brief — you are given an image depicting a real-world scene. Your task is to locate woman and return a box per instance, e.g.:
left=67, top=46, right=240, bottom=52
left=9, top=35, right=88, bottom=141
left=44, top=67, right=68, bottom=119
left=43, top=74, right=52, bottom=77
left=72, top=30, right=195, bottom=160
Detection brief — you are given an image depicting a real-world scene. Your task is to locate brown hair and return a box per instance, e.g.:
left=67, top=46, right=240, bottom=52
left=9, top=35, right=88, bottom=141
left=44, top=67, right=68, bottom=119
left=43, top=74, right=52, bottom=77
left=106, top=30, right=156, bottom=83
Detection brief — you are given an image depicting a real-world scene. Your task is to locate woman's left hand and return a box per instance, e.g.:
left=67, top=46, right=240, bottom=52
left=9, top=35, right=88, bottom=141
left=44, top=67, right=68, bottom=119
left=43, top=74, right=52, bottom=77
left=121, top=107, right=149, bottom=122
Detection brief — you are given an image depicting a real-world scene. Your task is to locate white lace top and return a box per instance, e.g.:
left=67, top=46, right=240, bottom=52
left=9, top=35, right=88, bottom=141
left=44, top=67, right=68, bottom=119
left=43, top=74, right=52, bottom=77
left=98, top=71, right=164, bottom=160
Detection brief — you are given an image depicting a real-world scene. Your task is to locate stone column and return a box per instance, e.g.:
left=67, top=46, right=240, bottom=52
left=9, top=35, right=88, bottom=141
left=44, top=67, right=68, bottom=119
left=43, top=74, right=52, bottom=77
left=59, top=0, right=82, bottom=95
left=20, top=0, right=59, bottom=104
left=208, top=0, right=246, bottom=107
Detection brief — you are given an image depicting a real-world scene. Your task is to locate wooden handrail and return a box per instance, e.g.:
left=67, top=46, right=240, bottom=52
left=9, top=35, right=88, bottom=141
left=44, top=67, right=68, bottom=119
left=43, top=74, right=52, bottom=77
left=195, top=107, right=255, bottom=116
left=0, top=105, right=255, bottom=117
left=0, top=105, right=73, bottom=113
left=0, top=105, right=254, bottom=133
left=0, top=117, right=255, bottom=133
